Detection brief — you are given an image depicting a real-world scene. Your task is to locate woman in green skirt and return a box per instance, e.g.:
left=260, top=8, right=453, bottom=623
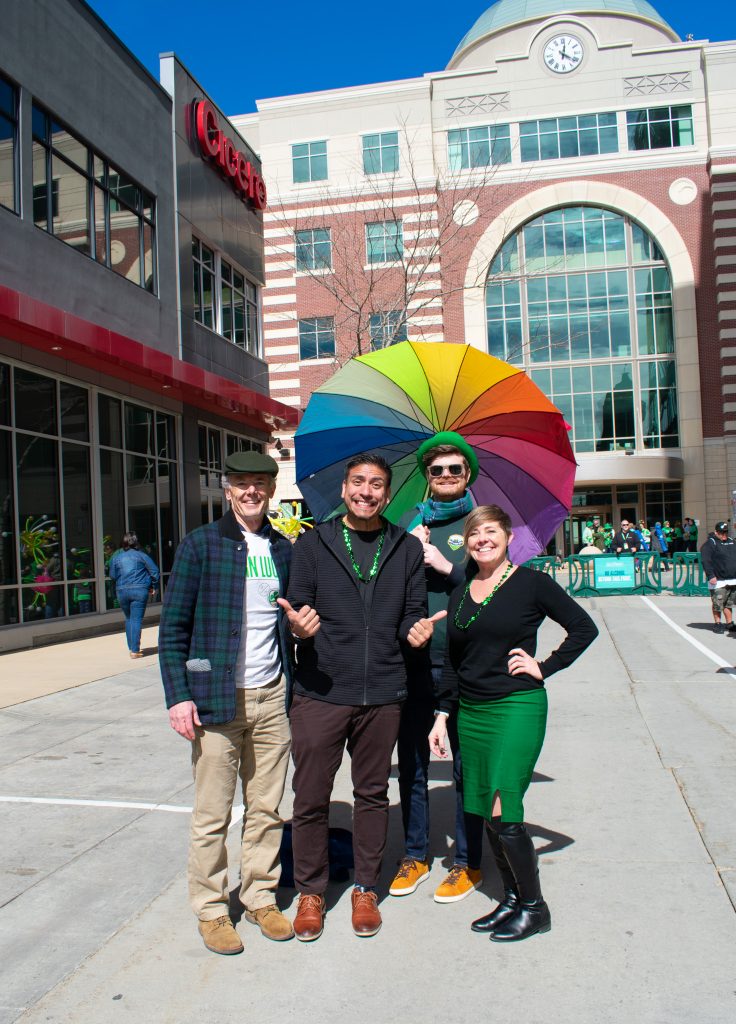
left=429, top=505, right=598, bottom=942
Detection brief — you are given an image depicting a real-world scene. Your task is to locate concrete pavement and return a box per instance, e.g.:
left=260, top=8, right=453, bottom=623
left=1, top=595, right=735, bottom=1024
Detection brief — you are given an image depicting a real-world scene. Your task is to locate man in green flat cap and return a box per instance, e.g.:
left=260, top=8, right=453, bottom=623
left=390, top=431, right=484, bottom=904
left=160, top=451, right=310, bottom=954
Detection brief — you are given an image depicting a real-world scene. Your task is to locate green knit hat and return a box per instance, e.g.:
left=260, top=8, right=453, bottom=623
left=416, top=431, right=479, bottom=484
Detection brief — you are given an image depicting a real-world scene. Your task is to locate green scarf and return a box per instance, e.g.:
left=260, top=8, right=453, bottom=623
left=418, top=492, right=474, bottom=525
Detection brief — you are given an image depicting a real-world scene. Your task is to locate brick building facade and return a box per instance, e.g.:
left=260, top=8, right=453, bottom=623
left=233, top=0, right=736, bottom=551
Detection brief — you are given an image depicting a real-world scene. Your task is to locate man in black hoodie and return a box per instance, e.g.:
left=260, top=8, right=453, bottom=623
left=700, top=521, right=736, bottom=632
left=279, top=453, right=441, bottom=942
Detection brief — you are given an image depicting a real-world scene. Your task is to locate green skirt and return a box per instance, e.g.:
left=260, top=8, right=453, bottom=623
left=458, top=688, right=548, bottom=822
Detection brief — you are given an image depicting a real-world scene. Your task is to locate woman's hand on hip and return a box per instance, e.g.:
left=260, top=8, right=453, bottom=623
left=508, top=647, right=543, bottom=680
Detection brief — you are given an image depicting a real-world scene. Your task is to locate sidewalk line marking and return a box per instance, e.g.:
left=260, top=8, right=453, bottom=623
left=0, top=796, right=192, bottom=813
left=640, top=596, right=736, bottom=676
left=0, top=795, right=247, bottom=823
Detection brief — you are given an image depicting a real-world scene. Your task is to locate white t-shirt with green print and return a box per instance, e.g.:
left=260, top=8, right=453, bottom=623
left=235, top=531, right=282, bottom=689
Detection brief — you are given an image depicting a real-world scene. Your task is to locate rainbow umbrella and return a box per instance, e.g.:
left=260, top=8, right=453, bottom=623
left=295, top=342, right=576, bottom=564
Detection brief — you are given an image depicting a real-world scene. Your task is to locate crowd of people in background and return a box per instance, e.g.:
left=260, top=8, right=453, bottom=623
left=578, top=515, right=699, bottom=566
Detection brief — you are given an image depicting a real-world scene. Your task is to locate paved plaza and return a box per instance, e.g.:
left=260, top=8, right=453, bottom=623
left=1, top=595, right=735, bottom=1024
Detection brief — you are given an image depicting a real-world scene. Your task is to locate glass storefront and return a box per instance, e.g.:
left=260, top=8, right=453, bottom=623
left=0, top=357, right=180, bottom=625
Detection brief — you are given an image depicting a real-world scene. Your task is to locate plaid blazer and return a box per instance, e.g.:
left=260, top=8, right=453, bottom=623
left=159, top=510, right=294, bottom=723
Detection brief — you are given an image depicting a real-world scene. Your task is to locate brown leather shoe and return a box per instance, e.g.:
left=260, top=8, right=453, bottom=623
left=244, top=904, right=294, bottom=941
left=197, top=915, right=243, bottom=955
left=293, top=893, right=325, bottom=942
left=351, top=888, right=381, bottom=937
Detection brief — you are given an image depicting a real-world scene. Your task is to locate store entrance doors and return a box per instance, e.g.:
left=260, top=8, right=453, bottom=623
left=564, top=507, right=612, bottom=555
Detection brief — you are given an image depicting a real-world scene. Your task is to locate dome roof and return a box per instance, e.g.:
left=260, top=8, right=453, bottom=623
left=451, top=0, right=677, bottom=64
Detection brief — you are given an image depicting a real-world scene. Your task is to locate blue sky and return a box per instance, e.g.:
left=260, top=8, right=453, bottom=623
left=86, top=1, right=736, bottom=116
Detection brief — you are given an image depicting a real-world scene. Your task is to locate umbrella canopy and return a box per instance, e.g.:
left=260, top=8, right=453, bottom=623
left=295, top=342, right=576, bottom=564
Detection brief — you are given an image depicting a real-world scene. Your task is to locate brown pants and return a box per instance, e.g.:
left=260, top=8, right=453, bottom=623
left=290, top=693, right=402, bottom=893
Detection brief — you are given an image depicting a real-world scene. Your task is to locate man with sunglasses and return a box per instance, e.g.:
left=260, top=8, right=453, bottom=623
left=612, top=518, right=641, bottom=555
left=390, top=431, right=484, bottom=904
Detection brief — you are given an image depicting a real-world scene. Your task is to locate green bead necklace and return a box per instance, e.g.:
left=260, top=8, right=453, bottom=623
left=454, top=561, right=514, bottom=630
left=342, top=522, right=386, bottom=583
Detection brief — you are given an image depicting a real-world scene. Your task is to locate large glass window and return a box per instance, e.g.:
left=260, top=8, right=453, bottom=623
left=0, top=364, right=182, bottom=624
left=32, top=104, right=156, bottom=290
left=626, top=105, right=693, bottom=151
left=292, top=140, right=328, bottom=183
left=369, top=312, right=407, bottom=349
left=299, top=317, right=335, bottom=360
left=363, top=132, right=399, bottom=175
left=366, top=220, right=403, bottom=264
left=486, top=207, right=679, bottom=453
left=192, top=238, right=261, bottom=356
left=99, top=393, right=178, bottom=604
left=295, top=228, right=332, bottom=271
left=0, top=73, right=18, bottom=214
left=448, top=124, right=511, bottom=170
left=520, top=113, right=618, bottom=162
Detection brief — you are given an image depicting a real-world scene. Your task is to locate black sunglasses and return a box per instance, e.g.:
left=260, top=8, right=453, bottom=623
left=428, top=464, right=465, bottom=478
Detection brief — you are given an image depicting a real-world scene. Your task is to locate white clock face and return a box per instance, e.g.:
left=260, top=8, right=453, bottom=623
left=544, top=35, right=584, bottom=74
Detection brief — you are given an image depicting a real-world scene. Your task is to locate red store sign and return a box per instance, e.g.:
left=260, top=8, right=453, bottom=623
left=194, top=100, right=267, bottom=211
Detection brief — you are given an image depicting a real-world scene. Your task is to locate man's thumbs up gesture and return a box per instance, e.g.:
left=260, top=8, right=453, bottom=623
left=407, top=609, right=447, bottom=649
left=277, top=597, right=321, bottom=639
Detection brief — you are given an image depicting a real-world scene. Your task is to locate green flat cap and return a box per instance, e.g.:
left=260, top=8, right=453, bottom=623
left=224, top=451, right=279, bottom=476
left=416, top=431, right=479, bottom=484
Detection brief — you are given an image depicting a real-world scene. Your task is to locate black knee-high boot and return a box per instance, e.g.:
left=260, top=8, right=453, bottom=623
left=490, top=822, right=551, bottom=942
left=470, top=821, right=519, bottom=933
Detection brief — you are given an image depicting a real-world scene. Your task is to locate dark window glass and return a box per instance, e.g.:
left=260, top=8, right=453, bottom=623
left=0, top=430, right=16, bottom=584
left=31, top=105, right=47, bottom=142
left=158, top=462, right=179, bottom=574
left=32, top=143, right=49, bottom=228
left=0, top=77, right=14, bottom=117
left=126, top=454, right=157, bottom=561
left=100, top=449, right=124, bottom=609
left=60, top=383, right=89, bottom=441
left=208, top=428, right=221, bottom=471
left=0, top=362, right=9, bottom=426
left=67, top=580, right=95, bottom=615
left=62, top=442, right=93, bottom=572
left=14, top=369, right=57, bottom=435
left=109, top=170, right=140, bottom=213
left=156, top=413, right=175, bottom=461
left=16, top=435, right=60, bottom=607
left=0, top=588, right=19, bottom=626
left=125, top=404, right=154, bottom=455
left=99, top=394, right=122, bottom=448
left=198, top=424, right=207, bottom=467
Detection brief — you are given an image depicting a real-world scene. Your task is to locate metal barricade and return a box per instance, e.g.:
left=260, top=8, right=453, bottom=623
left=566, top=551, right=662, bottom=597
left=670, top=552, right=709, bottom=596
left=522, top=556, right=561, bottom=581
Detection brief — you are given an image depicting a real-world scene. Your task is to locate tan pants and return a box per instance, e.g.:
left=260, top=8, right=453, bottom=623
left=188, top=677, right=291, bottom=920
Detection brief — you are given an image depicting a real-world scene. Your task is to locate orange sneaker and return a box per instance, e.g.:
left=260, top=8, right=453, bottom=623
left=433, top=865, right=482, bottom=903
left=389, top=857, right=430, bottom=896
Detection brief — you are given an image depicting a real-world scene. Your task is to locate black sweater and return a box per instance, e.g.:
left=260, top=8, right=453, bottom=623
left=700, top=533, right=736, bottom=580
left=287, top=518, right=427, bottom=705
left=438, top=567, right=598, bottom=708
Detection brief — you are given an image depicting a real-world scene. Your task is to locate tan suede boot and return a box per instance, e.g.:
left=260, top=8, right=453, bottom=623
left=198, top=915, right=244, bottom=954
left=245, top=904, right=294, bottom=941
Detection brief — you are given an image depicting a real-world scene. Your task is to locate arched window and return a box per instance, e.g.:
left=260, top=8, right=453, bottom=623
left=485, top=206, right=678, bottom=453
